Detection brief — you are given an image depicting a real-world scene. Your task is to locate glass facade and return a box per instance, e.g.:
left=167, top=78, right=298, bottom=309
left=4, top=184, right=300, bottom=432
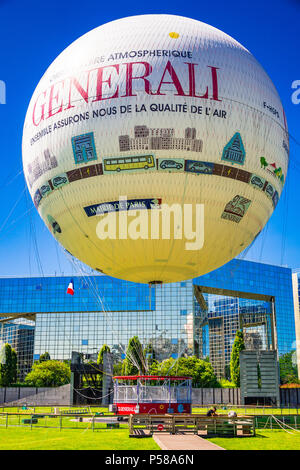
left=0, top=319, right=35, bottom=380
left=195, top=260, right=295, bottom=359
left=0, top=259, right=297, bottom=380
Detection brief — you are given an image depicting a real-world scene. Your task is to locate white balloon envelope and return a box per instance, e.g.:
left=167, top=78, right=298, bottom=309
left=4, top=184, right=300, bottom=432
left=22, top=14, right=289, bottom=283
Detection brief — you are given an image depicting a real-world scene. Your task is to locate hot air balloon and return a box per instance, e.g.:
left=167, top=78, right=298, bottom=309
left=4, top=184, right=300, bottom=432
left=22, top=14, right=289, bottom=284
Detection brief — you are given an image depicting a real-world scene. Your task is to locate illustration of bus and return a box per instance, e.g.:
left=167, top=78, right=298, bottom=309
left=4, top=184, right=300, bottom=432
left=103, top=155, right=155, bottom=173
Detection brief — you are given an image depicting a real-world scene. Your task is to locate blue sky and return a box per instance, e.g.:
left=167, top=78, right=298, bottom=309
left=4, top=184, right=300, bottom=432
left=0, top=0, right=299, bottom=277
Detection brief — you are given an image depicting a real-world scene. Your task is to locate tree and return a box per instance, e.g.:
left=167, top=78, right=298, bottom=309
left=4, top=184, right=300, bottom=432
left=39, top=352, right=51, bottom=363
left=25, top=360, right=71, bottom=387
left=97, top=344, right=111, bottom=366
left=122, top=336, right=146, bottom=375
left=144, top=343, right=156, bottom=369
left=0, top=343, right=18, bottom=386
left=230, top=330, right=245, bottom=387
left=149, top=356, right=219, bottom=388
left=279, top=351, right=299, bottom=384
left=113, top=361, right=123, bottom=376
left=95, top=344, right=111, bottom=386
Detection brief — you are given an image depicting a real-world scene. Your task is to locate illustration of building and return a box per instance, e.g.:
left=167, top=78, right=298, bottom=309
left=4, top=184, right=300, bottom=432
left=118, top=125, right=203, bottom=153
left=222, top=132, right=246, bottom=165
left=27, top=149, right=58, bottom=187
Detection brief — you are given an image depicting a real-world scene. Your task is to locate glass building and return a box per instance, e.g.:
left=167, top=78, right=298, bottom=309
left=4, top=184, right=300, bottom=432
left=0, top=259, right=298, bottom=380
left=0, top=319, right=35, bottom=380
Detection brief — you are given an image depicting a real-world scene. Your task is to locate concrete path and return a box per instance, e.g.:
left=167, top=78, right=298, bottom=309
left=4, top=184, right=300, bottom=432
left=153, top=434, right=225, bottom=450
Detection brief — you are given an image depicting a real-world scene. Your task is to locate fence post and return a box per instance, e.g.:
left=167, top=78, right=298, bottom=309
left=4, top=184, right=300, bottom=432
left=5, top=413, right=8, bottom=429
left=172, top=416, right=175, bottom=435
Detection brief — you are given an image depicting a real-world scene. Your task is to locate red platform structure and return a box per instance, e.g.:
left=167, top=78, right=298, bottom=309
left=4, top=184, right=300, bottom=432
left=113, top=375, right=192, bottom=415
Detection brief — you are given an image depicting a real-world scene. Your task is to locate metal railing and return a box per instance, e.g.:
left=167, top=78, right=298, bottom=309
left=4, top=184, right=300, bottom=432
left=0, top=411, right=124, bottom=431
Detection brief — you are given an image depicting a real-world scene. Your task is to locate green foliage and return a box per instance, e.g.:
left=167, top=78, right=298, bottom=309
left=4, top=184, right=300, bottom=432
left=113, top=362, right=123, bottom=376
left=218, top=378, right=236, bottom=388
left=257, top=362, right=262, bottom=389
left=97, top=344, right=111, bottom=365
left=38, top=352, right=50, bottom=363
left=144, top=343, right=156, bottom=369
left=224, top=364, right=231, bottom=380
left=25, top=360, right=71, bottom=387
left=122, top=336, right=146, bottom=376
left=149, top=356, right=219, bottom=388
left=230, top=330, right=245, bottom=387
left=283, top=374, right=300, bottom=385
left=0, top=343, right=18, bottom=386
left=279, top=351, right=299, bottom=384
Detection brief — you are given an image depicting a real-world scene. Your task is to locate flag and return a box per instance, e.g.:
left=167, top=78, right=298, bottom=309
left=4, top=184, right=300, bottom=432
left=67, top=279, right=74, bottom=296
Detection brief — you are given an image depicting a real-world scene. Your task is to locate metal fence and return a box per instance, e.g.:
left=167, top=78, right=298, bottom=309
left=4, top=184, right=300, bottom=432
left=0, top=412, right=126, bottom=431
left=254, top=414, right=300, bottom=430
left=1, top=405, right=300, bottom=432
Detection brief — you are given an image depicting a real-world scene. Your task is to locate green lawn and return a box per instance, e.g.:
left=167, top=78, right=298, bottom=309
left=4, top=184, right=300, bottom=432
left=0, top=427, right=160, bottom=450
left=192, top=407, right=300, bottom=416
left=1, top=405, right=299, bottom=417
left=208, top=430, right=300, bottom=450
left=1, top=421, right=300, bottom=450
left=0, top=406, right=108, bottom=414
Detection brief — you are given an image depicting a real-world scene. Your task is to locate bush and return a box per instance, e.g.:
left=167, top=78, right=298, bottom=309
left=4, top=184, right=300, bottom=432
left=149, top=356, right=219, bottom=388
left=218, top=378, right=236, bottom=388
left=25, top=360, right=70, bottom=387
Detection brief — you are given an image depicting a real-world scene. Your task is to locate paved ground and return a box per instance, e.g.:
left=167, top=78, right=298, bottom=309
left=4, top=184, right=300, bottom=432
left=153, top=433, right=225, bottom=450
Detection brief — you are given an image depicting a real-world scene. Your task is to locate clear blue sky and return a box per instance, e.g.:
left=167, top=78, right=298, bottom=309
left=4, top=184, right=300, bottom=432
left=0, top=0, right=299, bottom=277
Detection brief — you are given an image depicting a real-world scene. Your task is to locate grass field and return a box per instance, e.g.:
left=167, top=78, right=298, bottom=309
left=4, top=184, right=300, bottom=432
left=208, top=429, right=300, bottom=450
left=0, top=426, right=299, bottom=450
left=1, top=405, right=300, bottom=450
left=192, top=407, right=300, bottom=415
left=0, top=427, right=160, bottom=450
left=2, top=405, right=299, bottom=416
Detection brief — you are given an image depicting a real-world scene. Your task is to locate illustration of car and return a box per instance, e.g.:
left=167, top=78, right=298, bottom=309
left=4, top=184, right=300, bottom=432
left=273, top=191, right=279, bottom=207
left=40, top=184, right=51, bottom=196
left=251, top=176, right=264, bottom=188
left=34, top=191, right=42, bottom=207
left=160, top=160, right=183, bottom=170
left=52, top=220, right=62, bottom=234
left=265, top=184, right=274, bottom=198
left=52, top=175, right=68, bottom=187
left=187, top=161, right=212, bottom=173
